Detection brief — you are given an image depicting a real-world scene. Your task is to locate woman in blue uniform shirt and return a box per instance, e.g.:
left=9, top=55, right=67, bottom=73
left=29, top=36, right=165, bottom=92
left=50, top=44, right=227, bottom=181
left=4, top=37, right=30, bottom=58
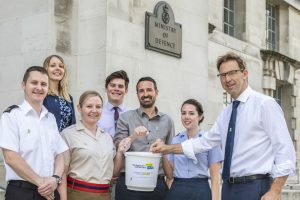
left=43, top=55, right=76, bottom=132
left=165, top=99, right=223, bottom=200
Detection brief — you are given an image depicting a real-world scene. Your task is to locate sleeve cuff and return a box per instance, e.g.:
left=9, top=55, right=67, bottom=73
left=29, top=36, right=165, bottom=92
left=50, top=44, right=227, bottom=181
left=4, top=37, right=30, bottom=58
left=271, top=160, right=296, bottom=178
left=0, top=143, right=18, bottom=153
left=181, top=140, right=198, bottom=164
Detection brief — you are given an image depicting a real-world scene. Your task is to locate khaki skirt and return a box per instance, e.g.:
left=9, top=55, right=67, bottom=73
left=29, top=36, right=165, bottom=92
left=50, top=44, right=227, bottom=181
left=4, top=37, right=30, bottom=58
left=67, top=187, right=110, bottom=200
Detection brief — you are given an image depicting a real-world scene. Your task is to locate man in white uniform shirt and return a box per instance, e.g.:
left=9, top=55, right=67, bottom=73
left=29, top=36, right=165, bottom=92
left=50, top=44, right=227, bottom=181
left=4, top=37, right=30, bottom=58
left=150, top=53, right=296, bottom=200
left=0, top=66, right=68, bottom=200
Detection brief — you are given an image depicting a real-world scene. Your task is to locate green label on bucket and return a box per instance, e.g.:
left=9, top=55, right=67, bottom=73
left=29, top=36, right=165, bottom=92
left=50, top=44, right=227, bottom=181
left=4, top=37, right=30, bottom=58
left=133, top=162, right=154, bottom=170
left=131, top=162, right=156, bottom=177
left=146, top=163, right=154, bottom=169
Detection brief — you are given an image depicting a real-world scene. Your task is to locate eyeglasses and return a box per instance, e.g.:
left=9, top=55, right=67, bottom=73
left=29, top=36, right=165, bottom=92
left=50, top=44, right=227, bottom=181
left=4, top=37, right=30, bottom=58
left=217, top=69, right=244, bottom=80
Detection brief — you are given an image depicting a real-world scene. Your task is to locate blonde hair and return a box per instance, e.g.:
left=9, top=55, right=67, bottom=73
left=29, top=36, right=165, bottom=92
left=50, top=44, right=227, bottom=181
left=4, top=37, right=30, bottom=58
left=79, top=91, right=103, bottom=108
left=43, top=55, right=71, bottom=102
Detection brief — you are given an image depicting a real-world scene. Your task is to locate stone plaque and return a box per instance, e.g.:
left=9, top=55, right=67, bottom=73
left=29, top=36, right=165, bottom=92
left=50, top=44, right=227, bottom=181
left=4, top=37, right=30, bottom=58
left=145, top=1, right=182, bottom=58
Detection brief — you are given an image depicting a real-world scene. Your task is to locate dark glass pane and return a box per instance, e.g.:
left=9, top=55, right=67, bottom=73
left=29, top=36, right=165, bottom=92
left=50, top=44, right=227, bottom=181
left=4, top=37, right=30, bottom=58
left=229, top=11, right=234, bottom=26
left=224, top=0, right=228, bottom=8
left=229, top=0, right=234, bottom=10
left=224, top=24, right=228, bottom=34
left=272, top=19, right=275, bottom=31
left=268, top=18, right=272, bottom=29
left=224, top=10, right=228, bottom=22
left=271, top=32, right=276, bottom=44
left=273, top=90, right=277, bottom=98
left=229, top=26, right=234, bottom=36
left=267, top=31, right=272, bottom=42
left=271, top=6, right=276, bottom=17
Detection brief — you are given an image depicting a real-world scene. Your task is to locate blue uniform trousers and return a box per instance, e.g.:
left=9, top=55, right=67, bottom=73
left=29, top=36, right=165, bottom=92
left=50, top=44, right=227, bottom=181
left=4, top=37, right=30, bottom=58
left=221, top=178, right=272, bottom=200
left=166, top=177, right=211, bottom=200
left=115, top=174, right=168, bottom=200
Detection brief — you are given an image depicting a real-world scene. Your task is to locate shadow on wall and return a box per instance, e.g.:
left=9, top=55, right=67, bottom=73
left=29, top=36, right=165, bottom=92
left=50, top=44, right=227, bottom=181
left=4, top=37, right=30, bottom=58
left=54, top=0, right=73, bottom=54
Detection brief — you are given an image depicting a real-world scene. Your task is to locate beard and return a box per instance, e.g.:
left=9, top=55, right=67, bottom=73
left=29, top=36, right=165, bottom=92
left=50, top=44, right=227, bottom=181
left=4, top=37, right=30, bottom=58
left=139, top=96, right=155, bottom=108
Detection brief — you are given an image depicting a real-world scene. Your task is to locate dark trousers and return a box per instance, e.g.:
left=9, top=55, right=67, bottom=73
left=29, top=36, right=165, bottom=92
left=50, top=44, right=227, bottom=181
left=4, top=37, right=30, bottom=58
left=115, top=175, right=168, bottom=200
left=5, top=180, right=60, bottom=200
left=166, top=178, right=211, bottom=200
left=221, top=178, right=272, bottom=200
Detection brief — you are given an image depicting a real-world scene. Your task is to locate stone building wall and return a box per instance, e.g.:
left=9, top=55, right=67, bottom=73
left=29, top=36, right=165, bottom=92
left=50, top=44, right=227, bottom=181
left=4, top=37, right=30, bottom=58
left=0, top=0, right=300, bottom=199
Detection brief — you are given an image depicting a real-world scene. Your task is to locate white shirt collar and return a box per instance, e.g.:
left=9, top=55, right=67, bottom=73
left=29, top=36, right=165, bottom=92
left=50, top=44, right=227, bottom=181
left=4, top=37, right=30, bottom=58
left=106, top=102, right=126, bottom=112
left=20, top=100, right=49, bottom=118
left=76, top=120, right=105, bottom=134
left=236, top=86, right=253, bottom=103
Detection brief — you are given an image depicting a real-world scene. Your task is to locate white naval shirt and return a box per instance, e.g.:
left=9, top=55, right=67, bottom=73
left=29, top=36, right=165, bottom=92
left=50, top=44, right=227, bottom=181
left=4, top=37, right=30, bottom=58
left=0, top=100, right=68, bottom=181
left=182, top=87, right=296, bottom=178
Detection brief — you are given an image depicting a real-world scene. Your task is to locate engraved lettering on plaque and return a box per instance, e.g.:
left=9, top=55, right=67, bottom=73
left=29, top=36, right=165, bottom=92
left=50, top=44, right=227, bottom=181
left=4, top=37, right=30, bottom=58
left=145, top=1, right=182, bottom=58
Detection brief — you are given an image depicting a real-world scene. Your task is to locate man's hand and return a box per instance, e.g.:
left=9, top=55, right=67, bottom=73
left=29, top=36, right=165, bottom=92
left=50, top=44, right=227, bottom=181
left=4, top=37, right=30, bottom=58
left=38, top=177, right=57, bottom=197
left=118, top=138, right=132, bottom=152
left=133, top=126, right=149, bottom=137
left=261, top=176, right=287, bottom=200
left=150, top=139, right=168, bottom=153
left=44, top=193, right=55, bottom=200
left=261, top=190, right=280, bottom=200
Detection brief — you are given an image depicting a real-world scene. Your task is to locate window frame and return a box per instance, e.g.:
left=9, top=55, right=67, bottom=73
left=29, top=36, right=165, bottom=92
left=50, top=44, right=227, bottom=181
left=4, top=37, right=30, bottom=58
left=266, top=2, right=278, bottom=51
left=224, top=0, right=235, bottom=37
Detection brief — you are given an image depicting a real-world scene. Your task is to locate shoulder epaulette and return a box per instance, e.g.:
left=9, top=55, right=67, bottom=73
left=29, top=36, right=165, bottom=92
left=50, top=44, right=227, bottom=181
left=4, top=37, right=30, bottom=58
left=3, top=105, right=19, bottom=113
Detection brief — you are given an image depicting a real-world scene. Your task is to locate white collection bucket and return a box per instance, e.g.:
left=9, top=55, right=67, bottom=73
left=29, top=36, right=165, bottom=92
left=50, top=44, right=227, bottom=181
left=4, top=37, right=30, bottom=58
left=124, top=152, right=162, bottom=191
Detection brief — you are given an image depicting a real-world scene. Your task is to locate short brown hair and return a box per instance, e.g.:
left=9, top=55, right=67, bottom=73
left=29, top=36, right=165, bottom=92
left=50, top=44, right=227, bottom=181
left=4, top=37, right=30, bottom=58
left=136, top=76, right=157, bottom=92
left=23, top=66, right=48, bottom=83
left=78, top=91, right=103, bottom=108
left=216, top=52, right=246, bottom=71
left=105, top=70, right=129, bottom=89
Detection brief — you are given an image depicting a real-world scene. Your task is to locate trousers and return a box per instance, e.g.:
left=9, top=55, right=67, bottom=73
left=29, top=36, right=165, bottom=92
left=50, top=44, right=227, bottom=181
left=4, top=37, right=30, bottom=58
left=221, top=177, right=272, bottom=200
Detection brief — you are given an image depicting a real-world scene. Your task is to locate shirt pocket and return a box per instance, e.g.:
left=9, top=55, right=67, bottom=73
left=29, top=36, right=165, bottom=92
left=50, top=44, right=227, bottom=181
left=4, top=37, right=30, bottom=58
left=19, top=127, right=39, bottom=154
left=71, top=139, right=98, bottom=162
left=46, top=127, right=62, bottom=156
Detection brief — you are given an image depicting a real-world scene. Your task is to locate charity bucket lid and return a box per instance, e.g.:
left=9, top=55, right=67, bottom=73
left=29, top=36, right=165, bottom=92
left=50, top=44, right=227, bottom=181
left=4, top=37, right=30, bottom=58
left=124, top=151, right=162, bottom=158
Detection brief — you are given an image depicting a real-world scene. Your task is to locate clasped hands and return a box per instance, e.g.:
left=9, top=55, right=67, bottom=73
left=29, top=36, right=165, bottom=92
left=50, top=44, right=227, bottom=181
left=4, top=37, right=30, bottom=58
left=37, top=176, right=57, bottom=200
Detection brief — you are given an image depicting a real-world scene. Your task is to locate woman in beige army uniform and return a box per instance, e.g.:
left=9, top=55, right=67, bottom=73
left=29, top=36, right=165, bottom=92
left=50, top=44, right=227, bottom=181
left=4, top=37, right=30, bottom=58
left=60, top=91, right=116, bottom=200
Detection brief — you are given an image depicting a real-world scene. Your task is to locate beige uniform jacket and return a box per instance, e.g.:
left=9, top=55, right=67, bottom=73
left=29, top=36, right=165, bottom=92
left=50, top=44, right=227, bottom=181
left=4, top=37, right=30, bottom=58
left=62, top=121, right=116, bottom=184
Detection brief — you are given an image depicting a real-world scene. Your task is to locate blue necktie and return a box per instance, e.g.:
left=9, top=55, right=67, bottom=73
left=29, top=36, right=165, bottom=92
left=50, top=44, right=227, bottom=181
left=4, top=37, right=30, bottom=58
left=222, top=100, right=240, bottom=181
left=113, top=107, right=119, bottom=129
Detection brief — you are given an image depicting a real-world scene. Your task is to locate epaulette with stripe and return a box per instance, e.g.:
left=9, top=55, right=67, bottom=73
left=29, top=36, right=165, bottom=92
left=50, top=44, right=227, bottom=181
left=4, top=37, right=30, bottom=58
left=3, top=105, right=19, bottom=113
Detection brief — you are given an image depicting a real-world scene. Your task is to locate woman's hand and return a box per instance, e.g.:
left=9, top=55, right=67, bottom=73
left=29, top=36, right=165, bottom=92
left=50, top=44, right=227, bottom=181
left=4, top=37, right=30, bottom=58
left=118, top=138, right=132, bottom=152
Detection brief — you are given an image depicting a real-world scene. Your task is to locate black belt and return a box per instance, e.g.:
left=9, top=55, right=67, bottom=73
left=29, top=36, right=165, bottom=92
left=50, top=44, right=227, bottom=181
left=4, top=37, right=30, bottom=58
left=174, top=177, right=208, bottom=182
left=8, top=180, right=38, bottom=190
left=227, top=174, right=270, bottom=184
left=120, top=172, right=165, bottom=179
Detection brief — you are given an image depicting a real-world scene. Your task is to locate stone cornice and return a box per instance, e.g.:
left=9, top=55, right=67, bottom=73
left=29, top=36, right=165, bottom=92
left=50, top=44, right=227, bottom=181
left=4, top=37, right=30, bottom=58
left=260, top=50, right=300, bottom=69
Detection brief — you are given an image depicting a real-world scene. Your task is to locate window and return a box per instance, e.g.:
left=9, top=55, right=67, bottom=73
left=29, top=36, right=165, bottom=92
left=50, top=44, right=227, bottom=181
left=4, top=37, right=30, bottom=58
left=224, top=0, right=235, bottom=36
left=273, top=85, right=282, bottom=106
left=266, top=3, right=278, bottom=51
left=223, top=91, right=232, bottom=107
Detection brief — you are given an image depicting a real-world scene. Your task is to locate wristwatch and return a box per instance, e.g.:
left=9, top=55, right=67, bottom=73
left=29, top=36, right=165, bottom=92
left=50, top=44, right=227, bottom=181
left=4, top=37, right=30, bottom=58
left=52, top=175, right=62, bottom=185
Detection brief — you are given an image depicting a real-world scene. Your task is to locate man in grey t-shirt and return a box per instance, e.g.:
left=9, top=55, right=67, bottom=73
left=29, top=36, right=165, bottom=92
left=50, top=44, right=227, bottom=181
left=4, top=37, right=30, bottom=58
left=113, top=76, right=175, bottom=200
